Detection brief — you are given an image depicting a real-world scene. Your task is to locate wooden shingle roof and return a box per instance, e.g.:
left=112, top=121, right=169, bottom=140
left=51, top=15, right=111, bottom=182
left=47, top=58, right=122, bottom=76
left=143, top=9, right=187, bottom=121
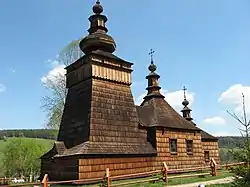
left=41, top=141, right=157, bottom=158
left=136, top=97, right=201, bottom=131
left=201, top=130, right=218, bottom=141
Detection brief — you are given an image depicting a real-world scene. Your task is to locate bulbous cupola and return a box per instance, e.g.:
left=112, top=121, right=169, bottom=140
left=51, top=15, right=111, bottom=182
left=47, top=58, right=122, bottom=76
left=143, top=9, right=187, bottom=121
left=181, top=86, right=193, bottom=121
left=79, top=0, right=116, bottom=54
left=144, top=49, right=165, bottom=100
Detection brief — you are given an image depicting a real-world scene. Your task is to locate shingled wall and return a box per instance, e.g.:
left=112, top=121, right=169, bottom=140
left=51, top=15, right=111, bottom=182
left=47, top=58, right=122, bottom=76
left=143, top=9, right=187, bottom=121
left=154, top=129, right=204, bottom=170
left=41, top=157, right=78, bottom=181
left=79, top=157, right=155, bottom=179
left=202, top=141, right=220, bottom=166
left=89, top=79, right=148, bottom=144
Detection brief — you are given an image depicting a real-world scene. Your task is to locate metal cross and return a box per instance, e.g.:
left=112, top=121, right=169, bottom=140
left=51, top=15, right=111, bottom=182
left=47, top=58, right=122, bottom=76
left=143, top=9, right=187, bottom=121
left=182, top=86, right=187, bottom=99
left=149, top=49, right=155, bottom=64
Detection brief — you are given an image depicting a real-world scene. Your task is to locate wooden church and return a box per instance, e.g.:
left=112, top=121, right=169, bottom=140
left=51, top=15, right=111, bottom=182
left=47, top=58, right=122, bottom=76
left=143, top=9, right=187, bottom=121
left=40, top=1, right=220, bottom=181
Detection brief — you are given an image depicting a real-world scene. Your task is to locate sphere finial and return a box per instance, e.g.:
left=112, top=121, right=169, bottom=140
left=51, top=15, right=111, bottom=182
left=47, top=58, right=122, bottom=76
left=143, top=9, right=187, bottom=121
left=93, top=0, right=103, bottom=14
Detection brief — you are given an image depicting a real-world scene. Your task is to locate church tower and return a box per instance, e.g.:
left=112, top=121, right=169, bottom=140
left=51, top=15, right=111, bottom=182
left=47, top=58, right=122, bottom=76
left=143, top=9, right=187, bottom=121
left=57, top=0, right=155, bottom=153
left=181, top=86, right=193, bottom=121
left=41, top=1, right=155, bottom=181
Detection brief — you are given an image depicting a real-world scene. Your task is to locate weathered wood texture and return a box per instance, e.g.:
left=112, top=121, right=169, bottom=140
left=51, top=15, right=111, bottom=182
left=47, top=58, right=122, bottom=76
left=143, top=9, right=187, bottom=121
left=154, top=129, right=204, bottom=170
left=41, top=158, right=78, bottom=181
left=202, top=141, right=220, bottom=165
left=89, top=79, right=147, bottom=144
left=57, top=58, right=92, bottom=149
left=79, top=157, right=155, bottom=179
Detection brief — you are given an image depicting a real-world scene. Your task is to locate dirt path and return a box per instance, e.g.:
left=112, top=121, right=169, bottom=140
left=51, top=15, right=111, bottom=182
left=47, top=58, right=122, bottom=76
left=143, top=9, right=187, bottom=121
left=167, top=176, right=234, bottom=187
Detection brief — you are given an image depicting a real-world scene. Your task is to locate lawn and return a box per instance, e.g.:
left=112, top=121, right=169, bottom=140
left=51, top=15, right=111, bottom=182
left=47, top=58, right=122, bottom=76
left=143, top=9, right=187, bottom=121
left=46, top=170, right=233, bottom=187
left=207, top=184, right=232, bottom=187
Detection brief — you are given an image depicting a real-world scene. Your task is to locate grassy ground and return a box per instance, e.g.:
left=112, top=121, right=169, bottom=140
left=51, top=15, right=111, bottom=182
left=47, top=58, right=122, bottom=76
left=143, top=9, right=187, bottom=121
left=47, top=170, right=233, bottom=187
left=207, top=184, right=232, bottom=187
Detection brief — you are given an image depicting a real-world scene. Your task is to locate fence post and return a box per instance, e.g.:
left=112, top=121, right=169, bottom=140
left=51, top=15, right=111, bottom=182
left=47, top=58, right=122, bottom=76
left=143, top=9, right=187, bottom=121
left=42, top=174, right=49, bottom=187
left=162, top=162, right=168, bottom=183
left=106, top=168, right=111, bottom=187
left=210, top=158, right=217, bottom=176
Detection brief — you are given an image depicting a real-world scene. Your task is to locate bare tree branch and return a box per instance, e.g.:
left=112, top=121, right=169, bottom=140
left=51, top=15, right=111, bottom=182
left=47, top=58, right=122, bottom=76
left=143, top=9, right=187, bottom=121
left=227, top=110, right=245, bottom=126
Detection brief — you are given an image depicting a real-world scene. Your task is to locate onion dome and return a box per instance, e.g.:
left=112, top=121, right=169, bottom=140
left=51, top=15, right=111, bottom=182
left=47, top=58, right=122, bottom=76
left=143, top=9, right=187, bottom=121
left=79, top=0, right=116, bottom=54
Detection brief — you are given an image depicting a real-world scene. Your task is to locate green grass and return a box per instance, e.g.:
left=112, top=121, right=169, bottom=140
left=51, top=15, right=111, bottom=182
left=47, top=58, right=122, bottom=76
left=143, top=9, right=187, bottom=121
left=48, top=170, right=233, bottom=187
left=168, top=171, right=233, bottom=186
left=207, top=184, right=232, bottom=187
left=0, top=137, right=54, bottom=152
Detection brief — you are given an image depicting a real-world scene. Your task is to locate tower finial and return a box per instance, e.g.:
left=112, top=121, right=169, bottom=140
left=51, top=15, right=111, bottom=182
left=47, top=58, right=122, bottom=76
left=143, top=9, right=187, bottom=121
left=149, top=49, right=155, bottom=64
left=143, top=50, right=164, bottom=101
left=79, top=0, right=116, bottom=54
left=182, top=86, right=189, bottom=106
left=182, top=86, right=187, bottom=100
left=93, top=0, right=103, bottom=14
left=181, top=86, right=193, bottom=121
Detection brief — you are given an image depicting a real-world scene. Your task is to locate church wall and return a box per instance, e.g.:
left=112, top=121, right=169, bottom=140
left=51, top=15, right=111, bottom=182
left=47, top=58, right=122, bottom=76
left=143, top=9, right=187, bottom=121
left=202, top=140, right=220, bottom=166
left=41, top=158, right=78, bottom=181
left=154, top=129, right=204, bottom=170
left=57, top=77, right=92, bottom=149
left=89, top=79, right=148, bottom=144
left=78, top=157, right=155, bottom=179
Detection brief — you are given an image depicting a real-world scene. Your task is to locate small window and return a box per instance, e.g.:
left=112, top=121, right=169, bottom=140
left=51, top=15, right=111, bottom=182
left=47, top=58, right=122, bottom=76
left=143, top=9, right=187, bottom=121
left=170, top=139, right=177, bottom=154
left=186, top=140, right=193, bottom=154
left=204, top=151, right=210, bottom=162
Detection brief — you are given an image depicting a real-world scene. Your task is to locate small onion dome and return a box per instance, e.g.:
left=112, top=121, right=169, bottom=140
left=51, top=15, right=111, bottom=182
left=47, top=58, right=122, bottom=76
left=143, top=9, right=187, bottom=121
left=93, top=1, right=103, bottom=14
left=148, top=63, right=157, bottom=72
left=182, top=99, right=189, bottom=106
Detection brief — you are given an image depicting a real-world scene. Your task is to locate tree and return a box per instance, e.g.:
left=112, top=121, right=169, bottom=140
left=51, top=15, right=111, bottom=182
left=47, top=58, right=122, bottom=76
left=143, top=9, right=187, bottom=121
left=2, top=138, right=52, bottom=178
left=227, top=93, right=250, bottom=186
left=41, top=39, right=83, bottom=129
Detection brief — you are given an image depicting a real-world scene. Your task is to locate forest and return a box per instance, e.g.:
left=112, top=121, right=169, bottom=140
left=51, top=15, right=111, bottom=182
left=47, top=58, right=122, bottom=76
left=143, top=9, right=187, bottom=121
left=0, top=129, right=244, bottom=147
left=0, top=129, right=57, bottom=140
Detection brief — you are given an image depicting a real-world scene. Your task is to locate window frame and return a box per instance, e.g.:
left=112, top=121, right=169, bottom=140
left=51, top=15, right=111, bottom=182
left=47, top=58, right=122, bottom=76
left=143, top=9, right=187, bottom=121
left=186, top=139, right=193, bottom=155
left=169, top=138, right=177, bottom=155
left=204, top=151, right=210, bottom=162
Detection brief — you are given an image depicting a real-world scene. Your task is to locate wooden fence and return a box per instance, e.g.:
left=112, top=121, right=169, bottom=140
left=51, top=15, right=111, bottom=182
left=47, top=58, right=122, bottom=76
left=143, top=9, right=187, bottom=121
left=0, top=160, right=245, bottom=187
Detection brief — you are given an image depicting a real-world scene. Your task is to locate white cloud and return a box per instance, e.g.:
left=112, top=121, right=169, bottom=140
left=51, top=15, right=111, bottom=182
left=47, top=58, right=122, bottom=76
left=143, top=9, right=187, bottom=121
left=203, top=116, right=226, bottom=125
left=41, top=64, right=66, bottom=86
left=218, top=84, right=250, bottom=115
left=135, top=89, right=195, bottom=112
left=0, top=84, right=6, bottom=93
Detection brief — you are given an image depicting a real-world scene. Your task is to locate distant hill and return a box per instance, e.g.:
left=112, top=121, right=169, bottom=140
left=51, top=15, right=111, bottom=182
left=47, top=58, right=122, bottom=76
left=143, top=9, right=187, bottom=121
left=0, top=129, right=246, bottom=148
left=0, top=129, right=57, bottom=140
left=218, top=136, right=245, bottom=148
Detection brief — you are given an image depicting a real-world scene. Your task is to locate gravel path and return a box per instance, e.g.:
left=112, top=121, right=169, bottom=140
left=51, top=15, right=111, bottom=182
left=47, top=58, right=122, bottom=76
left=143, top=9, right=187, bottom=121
left=167, top=176, right=234, bottom=187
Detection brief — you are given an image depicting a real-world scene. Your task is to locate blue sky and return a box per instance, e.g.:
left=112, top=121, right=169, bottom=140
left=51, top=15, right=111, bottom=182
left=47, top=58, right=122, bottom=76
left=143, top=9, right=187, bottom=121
left=0, top=0, right=249, bottom=136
